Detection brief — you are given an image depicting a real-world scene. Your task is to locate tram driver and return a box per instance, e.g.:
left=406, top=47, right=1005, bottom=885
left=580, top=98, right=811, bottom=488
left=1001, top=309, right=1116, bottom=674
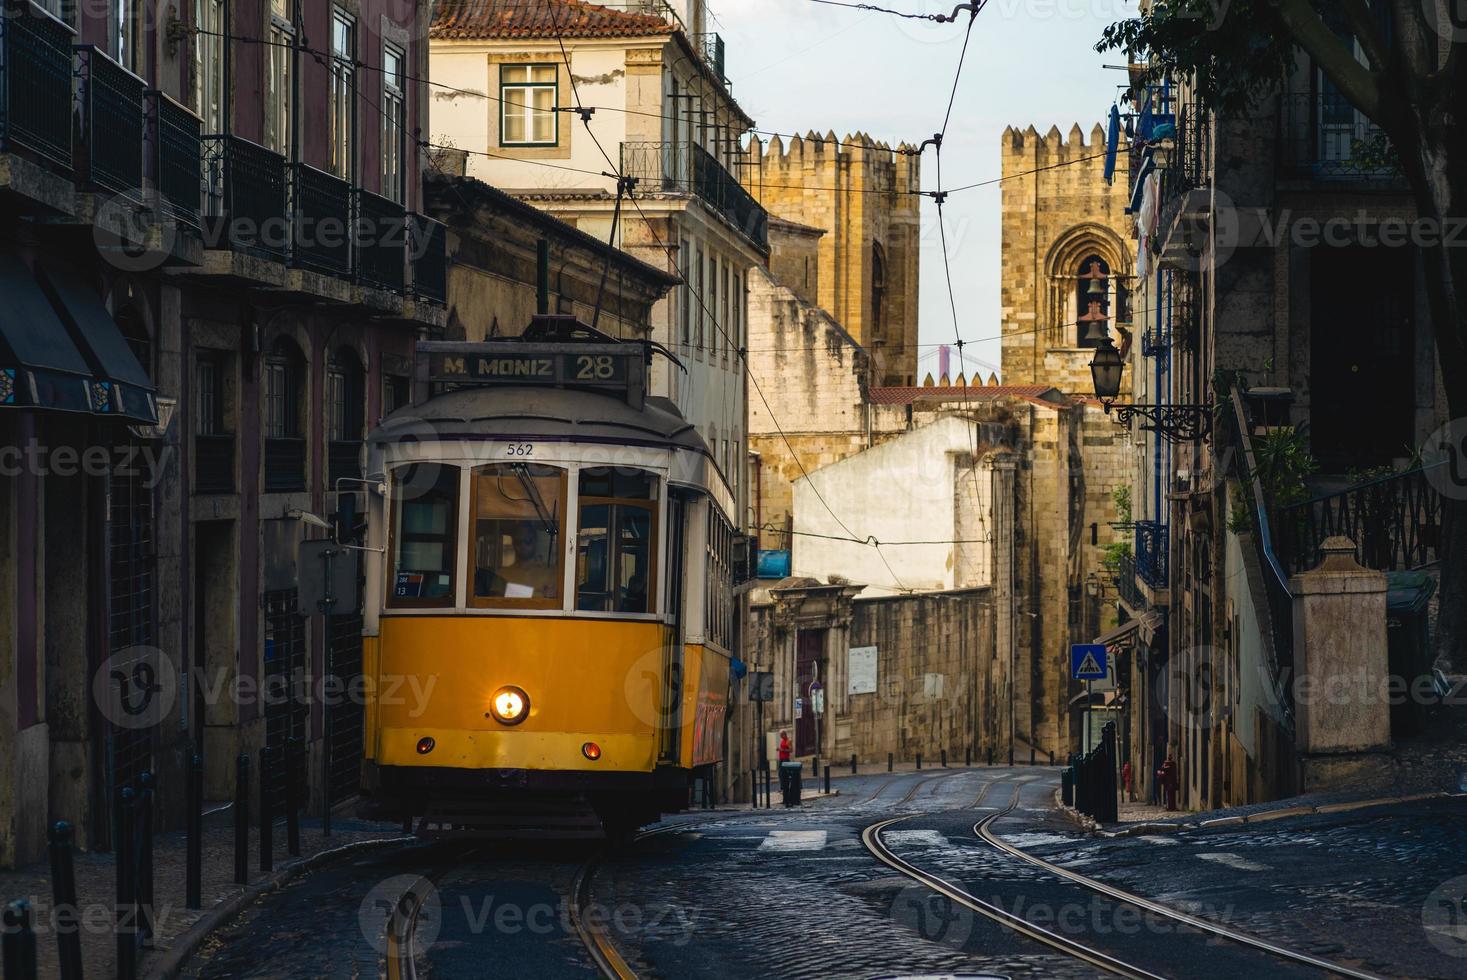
left=476, top=520, right=560, bottom=601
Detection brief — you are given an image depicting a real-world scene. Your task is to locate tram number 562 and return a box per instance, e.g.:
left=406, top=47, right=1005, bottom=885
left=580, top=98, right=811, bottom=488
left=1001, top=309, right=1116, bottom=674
left=575, top=355, right=616, bottom=381
left=505, top=443, right=534, bottom=457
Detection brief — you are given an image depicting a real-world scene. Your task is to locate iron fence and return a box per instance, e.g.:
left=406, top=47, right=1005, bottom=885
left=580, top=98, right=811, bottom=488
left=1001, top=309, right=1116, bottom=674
left=409, top=213, right=447, bottom=303
left=0, top=0, right=73, bottom=170
left=354, top=188, right=406, bottom=291
left=1113, top=551, right=1145, bottom=611
left=201, top=134, right=288, bottom=259
left=1134, top=521, right=1169, bottom=590
left=291, top=163, right=352, bottom=276
left=75, top=45, right=144, bottom=194
left=1275, top=463, right=1446, bottom=576
left=1281, top=92, right=1402, bottom=180
left=148, top=91, right=201, bottom=223
left=620, top=141, right=768, bottom=249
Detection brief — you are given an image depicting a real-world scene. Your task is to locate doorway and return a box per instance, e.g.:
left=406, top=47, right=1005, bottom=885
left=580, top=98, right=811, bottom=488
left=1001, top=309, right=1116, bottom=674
left=795, top=629, right=824, bottom=756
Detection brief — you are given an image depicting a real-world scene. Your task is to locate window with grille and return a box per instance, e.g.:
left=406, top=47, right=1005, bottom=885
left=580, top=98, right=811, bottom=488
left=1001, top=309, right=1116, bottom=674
left=500, top=65, right=557, bottom=146
left=263, top=344, right=300, bottom=440
left=382, top=43, right=406, bottom=202
left=330, top=8, right=356, bottom=180
left=196, top=353, right=223, bottom=436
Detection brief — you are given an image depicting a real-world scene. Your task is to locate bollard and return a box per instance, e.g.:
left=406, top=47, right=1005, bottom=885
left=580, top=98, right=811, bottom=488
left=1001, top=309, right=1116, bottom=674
left=187, top=753, right=203, bottom=909
left=234, top=753, right=249, bottom=885
left=987, top=746, right=993, bottom=766
left=402, top=813, right=414, bottom=834
left=1008, top=747, right=1014, bottom=766
left=751, top=769, right=758, bottom=810
left=1049, top=750, right=1055, bottom=766
left=2, top=900, right=36, bottom=980
left=322, top=706, right=334, bottom=838
left=887, top=752, right=893, bottom=773
left=965, top=747, right=971, bottom=768
left=116, top=786, right=137, bottom=980
left=810, top=756, right=818, bottom=778
left=259, top=746, right=274, bottom=873
left=823, top=765, right=830, bottom=794
left=47, top=823, right=82, bottom=980
left=941, top=749, right=947, bottom=768
left=285, top=738, right=302, bottom=858
left=916, top=753, right=922, bottom=770
left=1030, top=746, right=1036, bottom=766
left=850, top=754, right=857, bottom=775
left=136, top=771, right=155, bottom=945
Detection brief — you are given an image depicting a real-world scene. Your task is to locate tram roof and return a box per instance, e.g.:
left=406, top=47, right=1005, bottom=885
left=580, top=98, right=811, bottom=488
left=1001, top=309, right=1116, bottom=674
left=370, top=385, right=708, bottom=454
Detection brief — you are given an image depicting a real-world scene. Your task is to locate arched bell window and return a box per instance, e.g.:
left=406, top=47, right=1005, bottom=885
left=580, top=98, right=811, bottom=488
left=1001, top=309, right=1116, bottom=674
left=1076, top=254, right=1110, bottom=349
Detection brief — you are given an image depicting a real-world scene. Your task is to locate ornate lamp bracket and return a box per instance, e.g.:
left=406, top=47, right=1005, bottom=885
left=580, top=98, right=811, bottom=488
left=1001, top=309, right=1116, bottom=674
left=1112, top=403, right=1211, bottom=443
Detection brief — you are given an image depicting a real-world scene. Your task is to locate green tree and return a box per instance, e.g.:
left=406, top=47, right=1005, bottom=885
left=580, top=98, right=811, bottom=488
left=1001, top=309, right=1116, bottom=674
left=1100, top=0, right=1467, bottom=667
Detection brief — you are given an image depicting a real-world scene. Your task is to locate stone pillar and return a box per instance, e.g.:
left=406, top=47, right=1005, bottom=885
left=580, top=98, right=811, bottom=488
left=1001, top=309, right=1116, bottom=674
left=1290, top=537, right=1390, bottom=788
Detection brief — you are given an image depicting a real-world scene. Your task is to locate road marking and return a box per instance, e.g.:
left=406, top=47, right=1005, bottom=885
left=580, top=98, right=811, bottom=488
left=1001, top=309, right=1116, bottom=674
left=884, top=829, right=947, bottom=847
left=758, top=830, right=828, bottom=851
left=1197, top=851, right=1270, bottom=872
left=1136, top=835, right=1180, bottom=845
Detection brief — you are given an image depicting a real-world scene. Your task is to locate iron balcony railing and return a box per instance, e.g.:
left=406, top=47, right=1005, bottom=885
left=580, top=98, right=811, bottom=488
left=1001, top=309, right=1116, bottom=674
left=328, top=439, right=363, bottom=486
left=355, top=188, right=406, bottom=292
left=74, top=45, right=145, bottom=195
left=1113, top=551, right=1146, bottom=611
left=1274, top=463, right=1446, bottom=577
left=194, top=433, right=234, bottom=494
left=1134, top=520, right=1168, bottom=590
left=264, top=437, right=306, bottom=493
left=408, top=213, right=447, bottom=303
left=202, top=134, right=288, bottom=259
left=292, top=163, right=352, bottom=276
left=1281, top=92, right=1402, bottom=180
left=148, top=91, right=201, bottom=223
left=620, top=141, right=769, bottom=250
left=694, top=32, right=727, bottom=82
left=1162, top=102, right=1209, bottom=200
left=0, top=0, right=73, bottom=170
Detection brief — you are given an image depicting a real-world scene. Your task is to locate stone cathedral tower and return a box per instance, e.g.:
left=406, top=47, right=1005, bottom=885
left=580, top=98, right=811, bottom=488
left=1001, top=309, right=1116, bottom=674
left=749, top=132, right=922, bottom=387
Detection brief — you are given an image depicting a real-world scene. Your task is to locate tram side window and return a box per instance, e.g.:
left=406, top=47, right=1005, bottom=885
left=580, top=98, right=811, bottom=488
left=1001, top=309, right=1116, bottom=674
left=576, top=469, right=658, bottom=614
left=472, top=463, right=567, bottom=609
left=705, top=507, right=733, bottom=649
left=389, top=464, right=459, bottom=606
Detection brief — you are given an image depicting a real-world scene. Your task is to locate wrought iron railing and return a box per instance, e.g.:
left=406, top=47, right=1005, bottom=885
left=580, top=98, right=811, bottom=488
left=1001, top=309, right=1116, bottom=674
left=148, top=91, right=201, bottom=223
left=1274, top=463, right=1446, bottom=576
left=328, top=439, right=363, bottom=486
left=694, top=32, right=726, bottom=82
left=620, top=141, right=768, bottom=250
left=202, top=134, right=288, bottom=259
left=408, top=213, right=447, bottom=303
left=1134, top=520, right=1168, bottom=589
left=0, top=1, right=73, bottom=170
left=1163, top=102, right=1208, bottom=200
left=354, top=188, right=405, bottom=292
left=292, top=163, right=352, bottom=275
left=264, top=437, right=306, bottom=493
left=1113, top=551, right=1146, bottom=611
left=194, top=433, right=234, bottom=494
left=75, top=45, right=145, bottom=194
left=1281, top=92, right=1402, bottom=180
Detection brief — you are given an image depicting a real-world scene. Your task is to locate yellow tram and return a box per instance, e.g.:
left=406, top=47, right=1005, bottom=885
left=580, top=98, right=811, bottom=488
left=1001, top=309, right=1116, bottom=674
left=357, top=320, right=736, bottom=837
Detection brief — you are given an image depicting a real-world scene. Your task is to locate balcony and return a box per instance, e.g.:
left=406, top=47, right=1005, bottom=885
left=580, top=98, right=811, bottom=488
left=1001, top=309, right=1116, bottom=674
left=620, top=141, right=769, bottom=250
left=408, top=214, right=447, bottom=304
left=202, top=134, right=288, bottom=260
left=74, top=46, right=144, bottom=195
left=1134, top=520, right=1169, bottom=590
left=0, top=2, right=72, bottom=171
left=1161, top=102, right=1208, bottom=201
left=355, top=189, right=406, bottom=292
left=194, top=433, right=235, bottom=494
left=1112, top=551, right=1146, bottom=611
left=148, top=91, right=201, bottom=223
left=694, top=33, right=727, bottom=83
left=1274, top=464, right=1444, bottom=577
left=1281, top=92, right=1402, bottom=182
left=291, top=164, right=352, bottom=276
left=264, top=437, right=306, bottom=494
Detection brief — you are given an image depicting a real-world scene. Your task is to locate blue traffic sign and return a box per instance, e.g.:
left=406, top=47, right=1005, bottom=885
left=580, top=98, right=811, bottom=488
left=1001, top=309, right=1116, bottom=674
left=1070, top=644, right=1109, bottom=680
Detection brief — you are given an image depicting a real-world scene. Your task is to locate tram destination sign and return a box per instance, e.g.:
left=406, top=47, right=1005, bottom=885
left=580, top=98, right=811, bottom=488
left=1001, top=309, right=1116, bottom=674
left=420, top=341, right=646, bottom=407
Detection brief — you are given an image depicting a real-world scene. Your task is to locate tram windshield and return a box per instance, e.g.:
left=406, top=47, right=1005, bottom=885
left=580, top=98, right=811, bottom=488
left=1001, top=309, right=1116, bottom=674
left=471, top=463, right=567, bottom=609
left=388, top=463, right=459, bottom=607
left=576, top=468, right=658, bottom=614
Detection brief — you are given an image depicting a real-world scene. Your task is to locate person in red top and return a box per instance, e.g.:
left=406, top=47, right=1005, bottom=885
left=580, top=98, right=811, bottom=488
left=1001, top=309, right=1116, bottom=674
left=777, top=730, right=793, bottom=796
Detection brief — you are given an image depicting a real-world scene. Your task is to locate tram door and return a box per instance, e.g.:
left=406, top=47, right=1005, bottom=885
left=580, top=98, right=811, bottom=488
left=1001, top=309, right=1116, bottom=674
left=795, top=629, right=824, bottom=756
left=659, top=495, right=688, bottom=763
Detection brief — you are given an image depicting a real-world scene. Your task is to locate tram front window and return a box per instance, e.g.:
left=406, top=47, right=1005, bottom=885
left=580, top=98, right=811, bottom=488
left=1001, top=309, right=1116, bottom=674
left=576, top=469, right=658, bottom=614
left=471, top=463, right=566, bottom=609
left=388, top=463, right=459, bottom=607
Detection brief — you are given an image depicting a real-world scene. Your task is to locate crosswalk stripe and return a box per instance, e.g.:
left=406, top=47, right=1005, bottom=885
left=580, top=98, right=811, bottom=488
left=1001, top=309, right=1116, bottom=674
left=757, top=830, right=828, bottom=852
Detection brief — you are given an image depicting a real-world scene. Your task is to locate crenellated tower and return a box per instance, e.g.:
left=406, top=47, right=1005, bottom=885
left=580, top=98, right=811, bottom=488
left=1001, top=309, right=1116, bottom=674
left=748, top=131, right=922, bottom=386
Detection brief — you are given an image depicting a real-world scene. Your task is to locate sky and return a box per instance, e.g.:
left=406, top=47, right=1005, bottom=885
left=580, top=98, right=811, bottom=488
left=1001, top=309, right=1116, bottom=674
left=712, top=0, right=1137, bottom=381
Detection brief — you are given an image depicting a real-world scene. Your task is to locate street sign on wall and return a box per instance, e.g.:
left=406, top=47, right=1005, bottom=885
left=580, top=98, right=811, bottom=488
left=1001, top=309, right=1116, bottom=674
left=1070, top=644, right=1108, bottom=680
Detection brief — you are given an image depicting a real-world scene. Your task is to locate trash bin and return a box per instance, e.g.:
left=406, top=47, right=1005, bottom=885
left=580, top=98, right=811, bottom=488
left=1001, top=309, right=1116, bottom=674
left=1386, top=570, right=1436, bottom=736
left=780, top=761, right=803, bottom=807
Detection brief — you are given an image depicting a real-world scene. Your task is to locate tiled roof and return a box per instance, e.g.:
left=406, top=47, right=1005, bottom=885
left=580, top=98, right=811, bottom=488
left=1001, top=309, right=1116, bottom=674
left=432, top=0, right=675, bottom=40
left=868, top=384, right=1060, bottom=406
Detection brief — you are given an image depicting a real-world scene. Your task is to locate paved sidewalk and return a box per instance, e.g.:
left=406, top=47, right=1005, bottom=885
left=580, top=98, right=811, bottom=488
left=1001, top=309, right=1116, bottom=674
left=0, top=804, right=406, bottom=980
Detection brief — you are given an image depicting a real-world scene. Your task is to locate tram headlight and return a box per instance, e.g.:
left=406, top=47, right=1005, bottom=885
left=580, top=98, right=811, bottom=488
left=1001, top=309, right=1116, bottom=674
left=489, top=685, right=529, bottom=726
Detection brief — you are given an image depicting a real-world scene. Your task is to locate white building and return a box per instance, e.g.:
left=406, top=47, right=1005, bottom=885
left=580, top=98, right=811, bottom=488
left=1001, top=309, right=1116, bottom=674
left=429, top=0, right=763, bottom=517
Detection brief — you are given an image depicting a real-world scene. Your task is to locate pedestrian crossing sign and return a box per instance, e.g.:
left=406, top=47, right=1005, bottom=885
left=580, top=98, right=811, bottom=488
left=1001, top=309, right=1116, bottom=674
left=1070, top=644, right=1108, bottom=680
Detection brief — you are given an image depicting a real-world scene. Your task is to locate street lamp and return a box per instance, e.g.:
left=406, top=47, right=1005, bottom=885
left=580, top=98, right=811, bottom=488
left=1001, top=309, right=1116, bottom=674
left=1090, top=337, right=1125, bottom=411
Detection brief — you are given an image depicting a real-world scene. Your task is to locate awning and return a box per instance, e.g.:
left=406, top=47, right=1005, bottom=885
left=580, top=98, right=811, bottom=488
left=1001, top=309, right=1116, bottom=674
left=1093, top=617, right=1141, bottom=648
left=0, top=252, right=95, bottom=414
left=39, top=259, right=158, bottom=424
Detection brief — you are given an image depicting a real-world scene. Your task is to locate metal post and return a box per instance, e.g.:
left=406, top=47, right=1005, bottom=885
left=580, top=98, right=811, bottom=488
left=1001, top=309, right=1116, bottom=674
left=116, top=787, right=136, bottom=980
left=941, top=749, right=947, bottom=768
left=320, top=545, right=336, bottom=840
left=322, top=698, right=333, bottom=838
left=965, top=747, right=971, bottom=767
left=810, top=756, right=817, bottom=778
left=1008, top=746, right=1014, bottom=766
left=234, top=754, right=249, bottom=885
left=285, top=738, right=302, bottom=857
left=850, top=754, right=856, bottom=775
left=187, top=753, right=203, bottom=909
left=47, top=823, right=81, bottom=980
left=2, top=900, right=36, bottom=980
left=987, top=746, right=993, bottom=766
left=136, top=772, right=155, bottom=945
left=751, top=769, right=758, bottom=810
left=823, top=765, right=830, bottom=794
left=916, top=753, right=922, bottom=770
left=1030, top=746, right=1036, bottom=766
left=887, top=752, right=893, bottom=773
left=259, top=746, right=274, bottom=873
